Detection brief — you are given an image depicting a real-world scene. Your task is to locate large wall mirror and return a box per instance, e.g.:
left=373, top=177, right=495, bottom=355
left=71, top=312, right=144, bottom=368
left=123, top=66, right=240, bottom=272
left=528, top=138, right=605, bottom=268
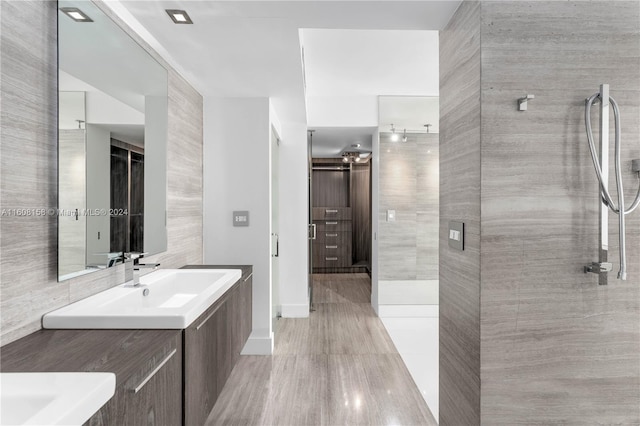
left=58, top=0, right=168, bottom=281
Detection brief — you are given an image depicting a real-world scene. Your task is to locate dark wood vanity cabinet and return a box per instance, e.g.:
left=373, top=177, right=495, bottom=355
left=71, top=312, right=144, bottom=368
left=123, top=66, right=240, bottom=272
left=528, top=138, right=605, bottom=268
left=1, top=265, right=252, bottom=426
left=183, top=268, right=253, bottom=426
left=86, top=333, right=183, bottom=426
left=1, top=329, right=183, bottom=426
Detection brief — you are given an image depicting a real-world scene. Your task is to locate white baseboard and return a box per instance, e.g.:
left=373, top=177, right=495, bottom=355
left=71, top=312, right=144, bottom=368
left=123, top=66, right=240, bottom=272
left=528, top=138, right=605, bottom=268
left=241, top=331, right=274, bottom=355
left=378, top=304, right=439, bottom=318
left=281, top=302, right=310, bottom=318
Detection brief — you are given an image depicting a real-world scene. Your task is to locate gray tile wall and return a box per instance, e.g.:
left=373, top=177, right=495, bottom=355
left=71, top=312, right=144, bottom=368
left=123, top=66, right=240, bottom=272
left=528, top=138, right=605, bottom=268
left=0, top=1, right=203, bottom=345
left=417, top=134, right=439, bottom=280
left=379, top=133, right=439, bottom=280
left=438, top=1, right=482, bottom=424
left=480, top=1, right=640, bottom=423
left=440, top=1, right=640, bottom=424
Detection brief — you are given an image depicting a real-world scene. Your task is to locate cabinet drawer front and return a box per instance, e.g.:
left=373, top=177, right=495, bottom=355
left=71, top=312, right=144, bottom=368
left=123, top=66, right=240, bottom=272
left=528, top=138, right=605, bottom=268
left=312, top=240, right=352, bottom=267
left=315, top=220, right=351, bottom=232
left=131, top=349, right=177, bottom=393
left=322, top=231, right=351, bottom=247
left=313, top=231, right=352, bottom=248
left=312, top=207, right=352, bottom=220
left=88, top=334, right=183, bottom=426
left=316, top=254, right=351, bottom=267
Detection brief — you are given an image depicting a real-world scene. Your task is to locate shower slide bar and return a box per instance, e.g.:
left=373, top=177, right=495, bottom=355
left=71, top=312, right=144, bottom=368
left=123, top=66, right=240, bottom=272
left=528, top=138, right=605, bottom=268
left=584, top=84, right=640, bottom=283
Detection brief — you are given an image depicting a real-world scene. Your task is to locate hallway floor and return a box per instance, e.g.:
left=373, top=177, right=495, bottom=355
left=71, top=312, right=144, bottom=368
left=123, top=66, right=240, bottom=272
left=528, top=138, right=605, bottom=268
left=206, top=273, right=437, bottom=426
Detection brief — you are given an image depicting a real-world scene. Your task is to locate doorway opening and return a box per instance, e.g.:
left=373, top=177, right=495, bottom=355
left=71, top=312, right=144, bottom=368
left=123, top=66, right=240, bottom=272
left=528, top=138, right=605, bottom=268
left=307, top=127, right=374, bottom=308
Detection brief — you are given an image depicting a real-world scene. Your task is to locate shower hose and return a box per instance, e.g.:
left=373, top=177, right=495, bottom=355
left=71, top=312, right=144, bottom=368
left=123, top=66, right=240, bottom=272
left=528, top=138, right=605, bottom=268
left=585, top=92, right=640, bottom=280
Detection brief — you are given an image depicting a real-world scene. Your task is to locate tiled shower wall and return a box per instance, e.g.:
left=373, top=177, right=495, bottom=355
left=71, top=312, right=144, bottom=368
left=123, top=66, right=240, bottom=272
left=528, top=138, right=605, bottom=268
left=0, top=1, right=203, bottom=345
left=441, top=1, right=640, bottom=424
left=439, top=1, right=482, bottom=423
left=379, top=132, right=439, bottom=281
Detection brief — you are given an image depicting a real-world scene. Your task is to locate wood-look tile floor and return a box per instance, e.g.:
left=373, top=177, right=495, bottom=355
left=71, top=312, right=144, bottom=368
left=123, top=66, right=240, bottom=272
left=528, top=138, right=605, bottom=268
left=206, top=273, right=437, bottom=426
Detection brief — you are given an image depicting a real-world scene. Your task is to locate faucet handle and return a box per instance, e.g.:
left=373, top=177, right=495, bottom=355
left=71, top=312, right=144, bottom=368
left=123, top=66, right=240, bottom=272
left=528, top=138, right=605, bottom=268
left=124, top=252, right=148, bottom=261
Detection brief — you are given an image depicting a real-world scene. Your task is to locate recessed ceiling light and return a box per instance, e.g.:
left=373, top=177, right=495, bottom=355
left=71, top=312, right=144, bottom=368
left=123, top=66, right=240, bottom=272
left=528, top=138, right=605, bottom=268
left=166, top=9, right=193, bottom=24
left=60, top=7, right=93, bottom=22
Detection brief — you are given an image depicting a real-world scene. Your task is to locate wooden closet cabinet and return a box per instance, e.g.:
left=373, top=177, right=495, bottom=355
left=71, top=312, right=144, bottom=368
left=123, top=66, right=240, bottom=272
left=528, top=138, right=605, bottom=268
left=312, top=207, right=352, bottom=267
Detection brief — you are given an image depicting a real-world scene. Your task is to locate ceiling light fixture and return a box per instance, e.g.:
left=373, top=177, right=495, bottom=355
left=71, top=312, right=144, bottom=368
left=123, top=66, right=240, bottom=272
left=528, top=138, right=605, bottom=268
left=60, top=7, right=93, bottom=22
left=342, top=151, right=362, bottom=163
left=166, top=9, right=193, bottom=24
left=390, top=124, right=399, bottom=142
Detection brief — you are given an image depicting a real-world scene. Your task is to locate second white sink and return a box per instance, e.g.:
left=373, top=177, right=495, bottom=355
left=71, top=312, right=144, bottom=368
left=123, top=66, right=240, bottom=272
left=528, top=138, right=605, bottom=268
left=0, top=372, right=115, bottom=426
left=43, top=269, right=242, bottom=329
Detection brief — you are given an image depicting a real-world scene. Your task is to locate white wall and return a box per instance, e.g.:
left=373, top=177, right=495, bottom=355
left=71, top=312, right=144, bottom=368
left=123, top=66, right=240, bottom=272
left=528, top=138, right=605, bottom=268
left=306, top=95, right=378, bottom=127
left=144, top=95, right=168, bottom=256
left=204, top=97, right=273, bottom=354
left=277, top=121, right=310, bottom=317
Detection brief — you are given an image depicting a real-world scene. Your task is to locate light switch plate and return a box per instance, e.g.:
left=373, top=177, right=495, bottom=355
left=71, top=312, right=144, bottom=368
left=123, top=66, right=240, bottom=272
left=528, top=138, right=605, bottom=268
left=387, top=210, right=396, bottom=222
left=233, top=211, right=249, bottom=227
left=448, top=221, right=464, bottom=250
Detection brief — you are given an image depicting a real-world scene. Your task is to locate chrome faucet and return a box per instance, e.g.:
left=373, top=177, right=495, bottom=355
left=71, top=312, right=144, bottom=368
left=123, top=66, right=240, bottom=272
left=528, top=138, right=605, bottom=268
left=123, top=252, right=160, bottom=287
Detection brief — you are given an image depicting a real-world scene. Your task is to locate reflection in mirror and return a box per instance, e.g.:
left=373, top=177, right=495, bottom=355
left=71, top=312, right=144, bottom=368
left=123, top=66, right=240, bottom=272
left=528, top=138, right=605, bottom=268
left=58, top=1, right=168, bottom=281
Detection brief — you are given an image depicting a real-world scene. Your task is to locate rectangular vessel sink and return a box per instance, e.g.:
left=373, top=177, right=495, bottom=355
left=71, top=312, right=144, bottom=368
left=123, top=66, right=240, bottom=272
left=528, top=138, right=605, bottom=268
left=43, top=269, right=242, bottom=329
left=0, top=372, right=115, bottom=425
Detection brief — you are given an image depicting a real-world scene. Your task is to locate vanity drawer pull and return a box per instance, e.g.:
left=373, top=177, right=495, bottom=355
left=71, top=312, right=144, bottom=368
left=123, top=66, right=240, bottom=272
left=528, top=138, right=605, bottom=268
left=132, top=348, right=177, bottom=394
left=325, top=209, right=338, bottom=213
left=196, top=304, right=223, bottom=331
left=325, top=257, right=338, bottom=261
left=325, top=245, right=338, bottom=249
left=326, top=233, right=338, bottom=237
left=326, top=221, right=338, bottom=225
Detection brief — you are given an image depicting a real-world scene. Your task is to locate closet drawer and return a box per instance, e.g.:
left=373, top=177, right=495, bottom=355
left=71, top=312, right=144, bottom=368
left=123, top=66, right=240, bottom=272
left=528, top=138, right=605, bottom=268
left=315, top=231, right=352, bottom=247
left=315, top=220, right=352, bottom=233
left=313, top=207, right=352, bottom=221
left=312, top=238, right=352, bottom=267
left=312, top=238, right=351, bottom=254
left=313, top=250, right=351, bottom=267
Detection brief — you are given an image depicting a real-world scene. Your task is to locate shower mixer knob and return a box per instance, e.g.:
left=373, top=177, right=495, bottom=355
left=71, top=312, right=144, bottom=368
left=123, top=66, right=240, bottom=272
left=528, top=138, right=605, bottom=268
left=584, top=262, right=613, bottom=274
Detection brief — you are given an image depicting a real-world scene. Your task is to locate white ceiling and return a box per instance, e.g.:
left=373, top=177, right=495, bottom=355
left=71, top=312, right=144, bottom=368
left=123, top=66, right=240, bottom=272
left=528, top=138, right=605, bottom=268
left=302, top=29, right=439, bottom=97
left=310, top=127, right=375, bottom=158
left=117, top=1, right=461, bottom=123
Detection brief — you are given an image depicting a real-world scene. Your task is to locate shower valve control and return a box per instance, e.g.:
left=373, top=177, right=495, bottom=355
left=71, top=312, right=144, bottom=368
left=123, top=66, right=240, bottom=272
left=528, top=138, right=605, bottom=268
left=584, top=262, right=613, bottom=274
